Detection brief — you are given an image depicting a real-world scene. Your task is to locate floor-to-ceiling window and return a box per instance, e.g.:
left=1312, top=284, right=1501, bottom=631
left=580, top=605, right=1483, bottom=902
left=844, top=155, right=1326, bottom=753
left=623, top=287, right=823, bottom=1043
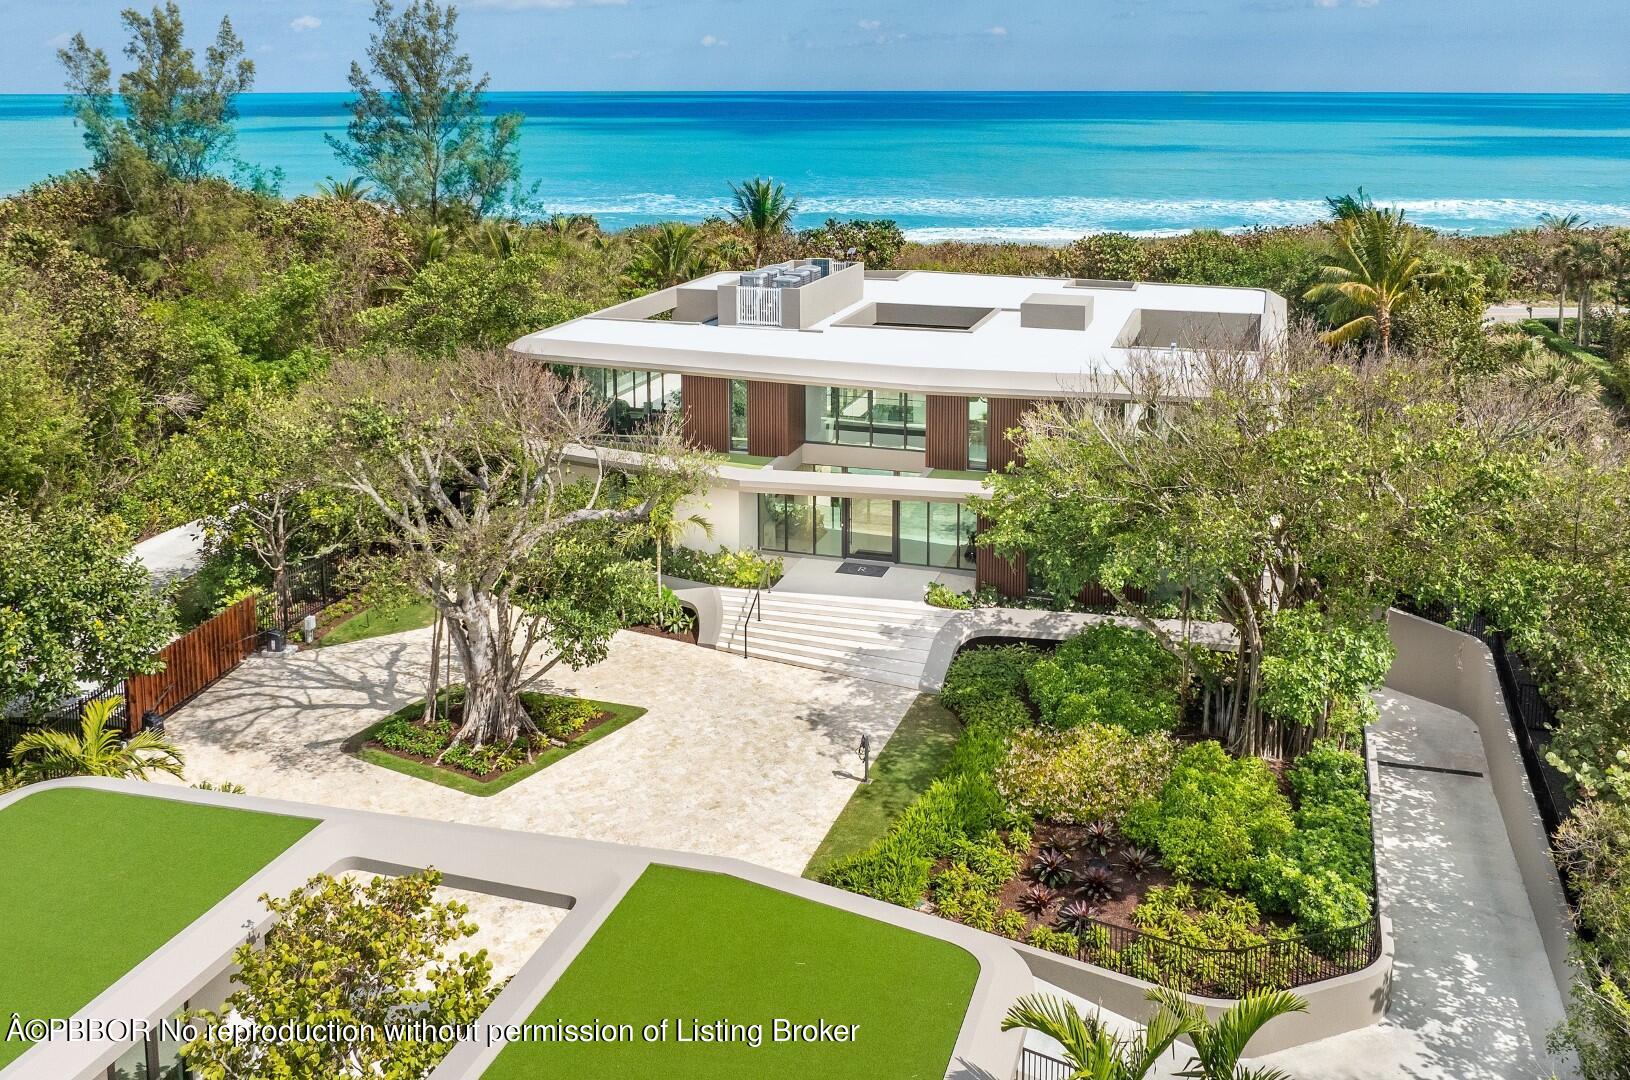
left=967, top=397, right=989, bottom=471
left=730, top=380, right=749, bottom=452
left=807, top=386, right=927, bottom=450
left=899, top=500, right=977, bottom=570
left=758, top=494, right=842, bottom=557
left=575, top=366, right=682, bottom=432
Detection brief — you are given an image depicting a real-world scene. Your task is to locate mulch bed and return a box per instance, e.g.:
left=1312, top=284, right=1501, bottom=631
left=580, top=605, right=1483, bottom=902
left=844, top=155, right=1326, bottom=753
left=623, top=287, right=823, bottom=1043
left=624, top=623, right=699, bottom=645
left=995, top=821, right=1177, bottom=935
left=363, top=701, right=620, bottom=784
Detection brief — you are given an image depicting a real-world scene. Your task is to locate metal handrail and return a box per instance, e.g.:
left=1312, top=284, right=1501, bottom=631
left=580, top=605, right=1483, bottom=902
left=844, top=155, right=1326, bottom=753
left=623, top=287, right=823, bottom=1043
left=738, top=564, right=767, bottom=657
left=1015, top=1047, right=1074, bottom=1080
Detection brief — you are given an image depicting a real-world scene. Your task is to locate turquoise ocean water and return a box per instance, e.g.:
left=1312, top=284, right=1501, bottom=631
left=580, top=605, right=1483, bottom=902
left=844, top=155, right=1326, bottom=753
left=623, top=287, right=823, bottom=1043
left=2, top=92, right=1627, bottom=238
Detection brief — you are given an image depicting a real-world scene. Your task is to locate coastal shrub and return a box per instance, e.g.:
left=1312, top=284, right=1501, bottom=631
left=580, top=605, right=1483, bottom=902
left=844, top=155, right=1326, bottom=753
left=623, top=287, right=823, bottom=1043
left=924, top=581, right=974, bottom=610
left=1251, top=740, right=1375, bottom=936
left=940, top=643, right=1041, bottom=715
left=663, top=546, right=784, bottom=589
left=1026, top=925, right=1081, bottom=957
left=1122, top=741, right=1294, bottom=889
left=996, top=722, right=1176, bottom=825
left=1023, top=625, right=1183, bottom=734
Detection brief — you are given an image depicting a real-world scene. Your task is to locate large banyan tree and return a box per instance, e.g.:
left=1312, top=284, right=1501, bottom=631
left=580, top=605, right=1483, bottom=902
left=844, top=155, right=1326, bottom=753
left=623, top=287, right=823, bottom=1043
left=314, top=347, right=706, bottom=754
left=979, top=327, right=1586, bottom=759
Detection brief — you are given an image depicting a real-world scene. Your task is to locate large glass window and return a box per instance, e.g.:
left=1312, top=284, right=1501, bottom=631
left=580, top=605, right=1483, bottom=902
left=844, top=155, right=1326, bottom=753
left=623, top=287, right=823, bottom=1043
left=575, top=366, right=682, bottom=432
left=967, top=397, right=989, bottom=471
left=807, top=386, right=927, bottom=450
left=758, top=495, right=842, bottom=556
left=899, top=500, right=977, bottom=571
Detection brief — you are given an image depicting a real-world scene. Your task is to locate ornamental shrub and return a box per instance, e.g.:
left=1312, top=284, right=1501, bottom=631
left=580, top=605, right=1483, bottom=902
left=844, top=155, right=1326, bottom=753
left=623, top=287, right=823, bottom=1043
left=931, top=863, right=1000, bottom=931
left=940, top=644, right=1041, bottom=715
left=1023, top=624, right=1183, bottom=734
left=996, top=722, right=1176, bottom=825
left=1122, top=740, right=1294, bottom=889
left=664, top=546, right=784, bottom=589
left=530, top=696, right=598, bottom=743
left=1250, top=740, right=1375, bottom=936
left=1026, top=925, right=1081, bottom=957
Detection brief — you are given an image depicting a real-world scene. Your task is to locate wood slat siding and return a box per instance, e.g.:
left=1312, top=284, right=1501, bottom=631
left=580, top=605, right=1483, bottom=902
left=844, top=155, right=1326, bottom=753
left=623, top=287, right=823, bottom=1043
left=746, top=381, right=804, bottom=458
left=974, top=516, right=1028, bottom=598
left=925, top=395, right=969, bottom=471
left=987, top=397, right=1038, bottom=472
left=681, top=375, right=732, bottom=452
left=126, top=596, right=258, bottom=731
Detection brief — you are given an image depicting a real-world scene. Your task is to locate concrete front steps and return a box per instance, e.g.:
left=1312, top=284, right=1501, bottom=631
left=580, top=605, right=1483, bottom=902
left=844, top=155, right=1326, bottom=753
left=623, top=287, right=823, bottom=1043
left=715, top=588, right=957, bottom=689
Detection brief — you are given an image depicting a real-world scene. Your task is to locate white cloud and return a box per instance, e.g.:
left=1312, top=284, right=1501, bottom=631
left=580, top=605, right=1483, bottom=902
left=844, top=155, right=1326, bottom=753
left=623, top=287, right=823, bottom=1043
left=985, top=25, right=1008, bottom=36
left=857, top=19, right=881, bottom=30
left=700, top=34, right=725, bottom=47
left=289, top=15, right=321, bottom=32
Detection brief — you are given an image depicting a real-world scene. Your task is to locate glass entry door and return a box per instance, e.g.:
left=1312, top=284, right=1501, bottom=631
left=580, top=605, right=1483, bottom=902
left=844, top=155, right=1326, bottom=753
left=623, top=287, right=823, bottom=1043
left=844, top=498, right=898, bottom=561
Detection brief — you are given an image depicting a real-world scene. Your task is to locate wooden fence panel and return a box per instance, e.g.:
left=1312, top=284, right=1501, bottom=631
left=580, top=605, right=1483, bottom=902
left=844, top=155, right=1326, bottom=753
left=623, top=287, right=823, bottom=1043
left=126, top=597, right=258, bottom=731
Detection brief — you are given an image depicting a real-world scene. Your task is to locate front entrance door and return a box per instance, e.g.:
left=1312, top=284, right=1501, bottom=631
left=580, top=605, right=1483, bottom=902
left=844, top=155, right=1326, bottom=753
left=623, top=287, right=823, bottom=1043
left=844, top=498, right=897, bottom=561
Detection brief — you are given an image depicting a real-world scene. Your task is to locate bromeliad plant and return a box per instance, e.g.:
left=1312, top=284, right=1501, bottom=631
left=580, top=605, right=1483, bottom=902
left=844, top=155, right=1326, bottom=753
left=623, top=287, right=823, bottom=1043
left=1031, top=846, right=1074, bottom=889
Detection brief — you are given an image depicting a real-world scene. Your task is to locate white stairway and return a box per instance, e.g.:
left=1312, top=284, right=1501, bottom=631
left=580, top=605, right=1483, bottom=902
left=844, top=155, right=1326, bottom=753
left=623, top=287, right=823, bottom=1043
left=714, top=588, right=957, bottom=689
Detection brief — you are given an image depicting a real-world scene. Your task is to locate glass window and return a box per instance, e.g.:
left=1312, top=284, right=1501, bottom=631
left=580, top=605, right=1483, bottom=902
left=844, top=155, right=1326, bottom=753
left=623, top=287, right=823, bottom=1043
left=730, top=380, right=749, bottom=452
left=758, top=495, right=786, bottom=550
left=807, top=386, right=928, bottom=450
left=814, top=497, right=843, bottom=557
left=784, top=496, right=815, bottom=554
left=899, top=500, right=929, bottom=565
left=572, top=365, right=682, bottom=433
left=928, top=502, right=963, bottom=568
left=968, top=397, right=989, bottom=470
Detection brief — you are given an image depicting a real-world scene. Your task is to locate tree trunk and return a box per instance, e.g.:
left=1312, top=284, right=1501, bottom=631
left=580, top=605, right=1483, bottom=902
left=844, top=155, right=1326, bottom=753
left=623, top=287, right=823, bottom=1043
left=1377, top=305, right=1392, bottom=360
left=1578, top=283, right=1589, bottom=346
left=423, top=612, right=443, bottom=723
left=434, top=592, right=537, bottom=758
left=1558, top=282, right=1568, bottom=335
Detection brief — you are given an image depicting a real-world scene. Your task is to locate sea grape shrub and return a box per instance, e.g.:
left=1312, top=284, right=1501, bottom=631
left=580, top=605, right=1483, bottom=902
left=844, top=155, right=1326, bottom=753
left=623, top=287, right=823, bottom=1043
left=1122, top=741, right=1293, bottom=890
left=1023, top=625, right=1184, bottom=734
left=996, top=722, right=1176, bottom=825
left=940, top=643, right=1042, bottom=715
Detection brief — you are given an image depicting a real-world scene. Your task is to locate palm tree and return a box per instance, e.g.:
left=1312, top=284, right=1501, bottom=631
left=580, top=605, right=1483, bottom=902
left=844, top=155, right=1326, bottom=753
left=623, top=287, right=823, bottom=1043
left=1001, top=992, right=1195, bottom=1080
left=1540, top=212, right=1587, bottom=332
left=10, top=698, right=185, bottom=784
left=542, top=213, right=600, bottom=243
left=1152, top=987, right=1308, bottom=1080
left=727, top=177, right=799, bottom=266
left=626, top=222, right=711, bottom=290
left=1565, top=235, right=1605, bottom=348
left=1324, top=187, right=1374, bottom=222
left=316, top=176, right=372, bottom=203
left=1304, top=207, right=1437, bottom=358
left=650, top=502, right=711, bottom=590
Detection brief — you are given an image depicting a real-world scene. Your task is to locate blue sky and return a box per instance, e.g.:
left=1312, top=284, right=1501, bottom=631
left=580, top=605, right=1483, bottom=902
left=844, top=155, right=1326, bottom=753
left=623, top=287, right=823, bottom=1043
left=4, top=0, right=1626, bottom=94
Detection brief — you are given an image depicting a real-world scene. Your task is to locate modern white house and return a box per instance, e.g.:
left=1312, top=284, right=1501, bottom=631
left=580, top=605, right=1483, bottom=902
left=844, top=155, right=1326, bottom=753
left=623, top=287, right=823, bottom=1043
left=509, top=262, right=1287, bottom=599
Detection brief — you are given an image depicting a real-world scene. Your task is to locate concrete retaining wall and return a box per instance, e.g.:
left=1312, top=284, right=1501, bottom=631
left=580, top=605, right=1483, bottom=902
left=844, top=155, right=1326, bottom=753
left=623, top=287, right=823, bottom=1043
left=1381, top=609, right=1574, bottom=1000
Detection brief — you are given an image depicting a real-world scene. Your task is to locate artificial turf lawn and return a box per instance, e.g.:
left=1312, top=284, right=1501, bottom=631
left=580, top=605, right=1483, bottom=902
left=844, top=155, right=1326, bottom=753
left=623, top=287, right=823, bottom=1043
left=348, top=696, right=647, bottom=796
left=480, top=865, right=979, bottom=1080
left=0, top=788, right=317, bottom=1067
left=319, top=597, right=436, bottom=646
left=804, top=694, right=964, bottom=877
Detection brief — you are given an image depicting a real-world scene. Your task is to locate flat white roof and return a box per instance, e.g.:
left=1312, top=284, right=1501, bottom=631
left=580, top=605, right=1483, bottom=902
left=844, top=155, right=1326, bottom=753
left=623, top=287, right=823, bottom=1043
left=510, top=270, right=1284, bottom=399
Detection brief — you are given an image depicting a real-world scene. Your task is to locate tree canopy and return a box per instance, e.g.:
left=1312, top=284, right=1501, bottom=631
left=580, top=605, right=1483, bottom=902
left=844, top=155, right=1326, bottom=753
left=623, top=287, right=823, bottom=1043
left=328, top=0, right=525, bottom=224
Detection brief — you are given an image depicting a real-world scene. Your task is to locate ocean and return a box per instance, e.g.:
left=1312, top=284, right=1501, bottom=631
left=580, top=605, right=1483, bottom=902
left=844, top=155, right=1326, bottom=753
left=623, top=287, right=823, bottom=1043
left=2, top=92, right=1627, bottom=239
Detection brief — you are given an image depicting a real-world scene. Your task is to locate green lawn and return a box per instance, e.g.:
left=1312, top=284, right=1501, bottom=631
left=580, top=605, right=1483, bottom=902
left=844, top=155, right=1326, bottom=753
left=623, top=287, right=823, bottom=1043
left=348, top=697, right=647, bottom=796
left=719, top=451, right=774, bottom=467
left=319, top=598, right=436, bottom=646
left=804, top=695, right=964, bottom=877
left=0, top=788, right=316, bottom=1067
left=480, top=865, right=979, bottom=1079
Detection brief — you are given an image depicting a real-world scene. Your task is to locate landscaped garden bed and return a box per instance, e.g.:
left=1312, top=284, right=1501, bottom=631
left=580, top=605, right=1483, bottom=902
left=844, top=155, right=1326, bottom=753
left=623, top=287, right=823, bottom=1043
left=347, top=686, right=646, bottom=796
left=817, top=626, right=1379, bottom=996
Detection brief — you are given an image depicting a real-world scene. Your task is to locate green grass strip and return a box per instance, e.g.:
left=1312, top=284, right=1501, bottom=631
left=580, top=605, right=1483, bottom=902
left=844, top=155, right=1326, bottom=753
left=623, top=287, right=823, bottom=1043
left=481, top=864, right=979, bottom=1080
left=0, top=788, right=316, bottom=1067
left=347, top=697, right=647, bottom=797
left=804, top=695, right=964, bottom=878
left=318, top=598, right=437, bottom=647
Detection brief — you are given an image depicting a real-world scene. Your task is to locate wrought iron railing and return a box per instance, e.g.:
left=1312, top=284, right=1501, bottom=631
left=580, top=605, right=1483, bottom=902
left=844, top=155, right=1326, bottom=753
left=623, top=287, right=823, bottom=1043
left=1015, top=1047, right=1075, bottom=1080
left=1, top=684, right=127, bottom=767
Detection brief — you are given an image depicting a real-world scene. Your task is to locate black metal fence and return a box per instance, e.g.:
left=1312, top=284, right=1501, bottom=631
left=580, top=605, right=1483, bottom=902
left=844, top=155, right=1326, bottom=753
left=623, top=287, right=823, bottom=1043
left=1016, top=1047, right=1075, bottom=1080
left=1066, top=912, right=1381, bottom=999
left=1474, top=620, right=1575, bottom=839
left=1, top=685, right=127, bottom=770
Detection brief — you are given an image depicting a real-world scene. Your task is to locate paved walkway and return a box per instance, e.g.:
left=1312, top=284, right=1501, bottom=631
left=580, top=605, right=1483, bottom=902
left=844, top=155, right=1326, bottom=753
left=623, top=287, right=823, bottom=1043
left=1258, top=689, right=1576, bottom=1079
left=156, top=628, right=917, bottom=876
